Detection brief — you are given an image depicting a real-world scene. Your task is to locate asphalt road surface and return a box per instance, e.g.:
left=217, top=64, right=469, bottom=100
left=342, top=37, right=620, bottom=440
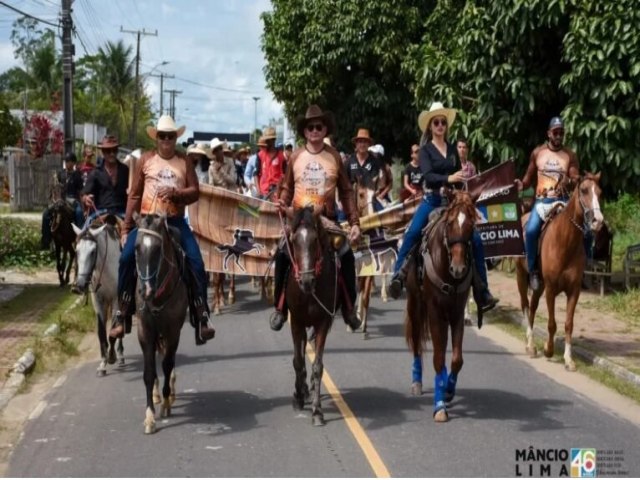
left=6, top=278, right=640, bottom=477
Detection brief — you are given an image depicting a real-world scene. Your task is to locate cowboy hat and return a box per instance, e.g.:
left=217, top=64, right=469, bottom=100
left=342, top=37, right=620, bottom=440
left=146, top=115, right=186, bottom=141
left=296, top=104, right=335, bottom=137
left=368, top=144, right=385, bottom=156
left=418, top=102, right=457, bottom=133
left=352, top=128, right=374, bottom=145
left=187, top=143, right=209, bottom=157
left=210, top=137, right=225, bottom=151
left=256, top=136, right=268, bottom=148
left=98, top=135, right=120, bottom=149
left=262, top=126, right=277, bottom=141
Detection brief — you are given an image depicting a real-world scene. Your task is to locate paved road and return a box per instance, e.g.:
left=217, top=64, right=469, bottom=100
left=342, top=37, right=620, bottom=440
left=6, top=279, right=640, bottom=477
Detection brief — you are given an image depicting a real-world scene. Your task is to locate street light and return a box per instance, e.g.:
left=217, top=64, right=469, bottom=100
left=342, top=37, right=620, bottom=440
left=252, top=96, right=260, bottom=143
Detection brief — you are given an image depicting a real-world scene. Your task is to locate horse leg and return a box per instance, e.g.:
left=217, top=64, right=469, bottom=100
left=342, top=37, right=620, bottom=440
left=96, top=312, right=108, bottom=376
left=152, top=378, right=161, bottom=405
left=516, top=261, right=536, bottom=356
left=381, top=274, right=388, bottom=303
left=213, top=274, right=221, bottom=315
left=116, top=337, right=125, bottom=366
left=311, top=328, right=327, bottom=427
left=55, top=244, right=64, bottom=286
left=362, top=277, right=372, bottom=335
left=543, top=289, right=558, bottom=360
left=527, top=288, right=543, bottom=358
left=563, top=290, right=580, bottom=371
left=446, top=314, right=465, bottom=403
left=228, top=274, right=235, bottom=304
left=141, top=340, right=158, bottom=434
left=220, top=273, right=226, bottom=307
left=291, top=323, right=307, bottom=411
left=430, top=316, right=449, bottom=422
left=161, top=343, right=179, bottom=418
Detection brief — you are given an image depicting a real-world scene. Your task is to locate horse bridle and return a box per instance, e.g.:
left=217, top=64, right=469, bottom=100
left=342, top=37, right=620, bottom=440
left=136, top=226, right=180, bottom=304
left=76, top=230, right=110, bottom=292
left=571, top=177, right=600, bottom=235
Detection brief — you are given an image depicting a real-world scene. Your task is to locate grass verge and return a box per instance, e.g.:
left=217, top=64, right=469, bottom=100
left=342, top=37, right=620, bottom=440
left=583, top=289, right=640, bottom=328
left=487, top=309, right=640, bottom=405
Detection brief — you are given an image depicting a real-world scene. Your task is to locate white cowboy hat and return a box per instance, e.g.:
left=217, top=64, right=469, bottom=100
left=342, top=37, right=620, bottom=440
left=418, top=102, right=457, bottom=133
left=187, top=143, right=209, bottom=157
left=368, top=144, right=385, bottom=156
left=210, top=137, right=225, bottom=151
left=146, top=115, right=186, bottom=140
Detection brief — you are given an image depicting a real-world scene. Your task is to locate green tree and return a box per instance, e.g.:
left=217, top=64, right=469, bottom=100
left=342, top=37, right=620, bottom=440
left=0, top=95, right=23, bottom=149
left=262, top=0, right=432, bottom=156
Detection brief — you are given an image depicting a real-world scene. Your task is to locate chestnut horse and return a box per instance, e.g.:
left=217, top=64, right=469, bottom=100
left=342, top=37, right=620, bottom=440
left=404, top=191, right=477, bottom=422
left=286, top=206, right=341, bottom=426
left=50, top=200, right=77, bottom=286
left=516, top=172, right=604, bottom=371
left=134, top=214, right=188, bottom=434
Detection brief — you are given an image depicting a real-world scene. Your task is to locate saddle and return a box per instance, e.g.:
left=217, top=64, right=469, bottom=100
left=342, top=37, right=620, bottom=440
left=90, top=214, right=125, bottom=242
left=535, top=200, right=566, bottom=259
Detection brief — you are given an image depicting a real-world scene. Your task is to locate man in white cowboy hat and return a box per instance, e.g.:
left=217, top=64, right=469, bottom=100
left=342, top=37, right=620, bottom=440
left=81, top=134, right=129, bottom=225
left=268, top=104, right=363, bottom=332
left=109, top=115, right=216, bottom=345
left=256, top=126, right=285, bottom=199
left=208, top=138, right=236, bottom=191
left=388, top=101, right=498, bottom=314
left=345, top=128, right=391, bottom=212
left=243, top=136, right=267, bottom=197
left=186, top=143, right=211, bottom=184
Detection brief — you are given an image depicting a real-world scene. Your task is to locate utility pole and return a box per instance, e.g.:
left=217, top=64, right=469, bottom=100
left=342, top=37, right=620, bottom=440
left=61, top=0, right=74, bottom=156
left=252, top=96, right=260, bottom=143
left=164, top=89, right=182, bottom=118
left=148, top=72, right=174, bottom=115
left=121, top=27, right=157, bottom=147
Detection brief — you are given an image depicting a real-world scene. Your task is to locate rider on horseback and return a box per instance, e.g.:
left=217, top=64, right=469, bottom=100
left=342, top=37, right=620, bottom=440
left=514, top=116, right=580, bottom=291
left=388, top=102, right=499, bottom=313
left=109, top=116, right=216, bottom=345
left=269, top=104, right=363, bottom=332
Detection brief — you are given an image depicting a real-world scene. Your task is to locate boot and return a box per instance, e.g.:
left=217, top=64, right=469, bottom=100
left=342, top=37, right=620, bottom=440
left=269, top=309, right=287, bottom=331
left=389, top=244, right=418, bottom=299
left=529, top=270, right=541, bottom=291
left=192, top=297, right=215, bottom=345
left=269, top=247, right=289, bottom=332
left=479, top=290, right=499, bottom=313
left=109, top=291, right=133, bottom=339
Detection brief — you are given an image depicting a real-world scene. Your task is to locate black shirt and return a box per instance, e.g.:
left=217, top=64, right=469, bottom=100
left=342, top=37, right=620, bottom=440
left=345, top=153, right=384, bottom=190
left=57, top=168, right=84, bottom=200
left=403, top=164, right=424, bottom=188
left=419, top=141, right=460, bottom=190
left=81, top=162, right=129, bottom=211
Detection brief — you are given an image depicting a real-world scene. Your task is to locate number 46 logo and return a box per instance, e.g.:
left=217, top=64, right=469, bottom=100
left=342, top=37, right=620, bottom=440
left=571, top=449, right=596, bottom=478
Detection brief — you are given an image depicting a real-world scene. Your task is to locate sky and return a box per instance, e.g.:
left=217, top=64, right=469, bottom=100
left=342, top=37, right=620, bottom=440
left=0, top=0, right=284, bottom=142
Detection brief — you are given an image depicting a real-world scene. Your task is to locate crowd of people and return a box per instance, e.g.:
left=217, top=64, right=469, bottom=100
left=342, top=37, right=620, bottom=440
left=41, top=99, right=588, bottom=340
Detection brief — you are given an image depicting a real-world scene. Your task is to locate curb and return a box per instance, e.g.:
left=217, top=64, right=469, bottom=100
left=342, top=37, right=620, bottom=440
left=497, top=307, right=640, bottom=389
left=0, top=295, right=85, bottom=413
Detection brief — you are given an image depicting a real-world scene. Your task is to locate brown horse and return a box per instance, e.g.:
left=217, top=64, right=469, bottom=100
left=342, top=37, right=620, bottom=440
left=50, top=199, right=77, bottom=286
left=404, top=190, right=477, bottom=422
left=516, top=172, right=604, bottom=371
left=134, top=214, right=188, bottom=434
left=286, top=206, right=341, bottom=426
left=210, top=273, right=236, bottom=315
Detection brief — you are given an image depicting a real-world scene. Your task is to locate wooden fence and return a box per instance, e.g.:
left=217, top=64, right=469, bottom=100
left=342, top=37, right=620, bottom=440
left=7, top=151, right=62, bottom=212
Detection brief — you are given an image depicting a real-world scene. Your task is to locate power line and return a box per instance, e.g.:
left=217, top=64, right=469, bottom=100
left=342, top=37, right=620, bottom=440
left=172, top=75, right=261, bottom=94
left=0, top=0, right=58, bottom=27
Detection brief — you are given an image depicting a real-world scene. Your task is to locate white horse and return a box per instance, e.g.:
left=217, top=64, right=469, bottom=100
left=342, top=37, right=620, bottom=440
left=73, top=219, right=125, bottom=376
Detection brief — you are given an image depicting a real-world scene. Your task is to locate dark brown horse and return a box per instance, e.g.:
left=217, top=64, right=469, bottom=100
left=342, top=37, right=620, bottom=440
left=50, top=199, right=77, bottom=286
left=286, top=206, right=341, bottom=426
left=516, top=173, right=604, bottom=371
left=134, top=214, right=188, bottom=434
left=404, top=190, right=477, bottom=422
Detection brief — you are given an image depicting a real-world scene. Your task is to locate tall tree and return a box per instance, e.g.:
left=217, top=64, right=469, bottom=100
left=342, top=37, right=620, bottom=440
left=262, top=0, right=433, bottom=156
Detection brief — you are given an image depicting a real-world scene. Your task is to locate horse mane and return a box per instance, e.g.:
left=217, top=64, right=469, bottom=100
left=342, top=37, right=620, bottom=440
left=291, top=206, right=329, bottom=248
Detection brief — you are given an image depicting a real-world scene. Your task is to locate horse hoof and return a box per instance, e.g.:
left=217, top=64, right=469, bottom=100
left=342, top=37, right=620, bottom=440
left=292, top=395, right=304, bottom=411
left=213, top=306, right=221, bottom=315
left=228, top=293, right=235, bottom=305
left=312, top=414, right=325, bottom=427
left=153, top=395, right=162, bottom=405
left=118, top=357, right=125, bottom=367
left=96, top=369, right=106, bottom=377
left=526, top=346, right=537, bottom=358
left=144, top=423, right=156, bottom=435
left=107, top=350, right=117, bottom=365
left=161, top=406, right=171, bottom=418
left=543, top=348, right=554, bottom=359
left=363, top=331, right=369, bottom=340
left=410, top=382, right=422, bottom=396
left=565, top=361, right=577, bottom=372
left=434, top=409, right=449, bottom=423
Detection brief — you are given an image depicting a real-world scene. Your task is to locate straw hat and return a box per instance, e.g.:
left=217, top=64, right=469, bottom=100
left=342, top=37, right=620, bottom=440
left=187, top=143, right=209, bottom=157
left=210, top=137, right=225, bottom=151
left=295, top=104, right=335, bottom=137
left=262, top=126, right=277, bottom=140
left=146, top=115, right=186, bottom=140
left=256, top=136, right=268, bottom=147
left=351, top=128, right=374, bottom=145
left=417, top=102, right=456, bottom=133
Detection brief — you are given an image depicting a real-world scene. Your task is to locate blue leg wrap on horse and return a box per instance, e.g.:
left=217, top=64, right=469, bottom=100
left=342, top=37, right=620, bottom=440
left=412, top=355, right=422, bottom=384
left=446, top=371, right=458, bottom=396
left=434, top=367, right=448, bottom=412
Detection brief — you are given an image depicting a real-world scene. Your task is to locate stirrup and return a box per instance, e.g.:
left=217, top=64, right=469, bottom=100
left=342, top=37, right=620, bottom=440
left=269, top=310, right=286, bottom=331
left=388, top=273, right=404, bottom=300
left=109, top=311, right=125, bottom=339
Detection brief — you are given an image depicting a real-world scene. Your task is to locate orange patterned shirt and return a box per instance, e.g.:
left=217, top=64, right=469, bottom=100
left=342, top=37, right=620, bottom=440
left=139, top=152, right=187, bottom=217
left=291, top=148, right=340, bottom=209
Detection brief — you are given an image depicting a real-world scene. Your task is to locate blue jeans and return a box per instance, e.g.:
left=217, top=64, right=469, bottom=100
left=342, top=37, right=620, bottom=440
left=526, top=197, right=593, bottom=272
left=393, top=194, right=490, bottom=286
left=118, top=216, right=208, bottom=302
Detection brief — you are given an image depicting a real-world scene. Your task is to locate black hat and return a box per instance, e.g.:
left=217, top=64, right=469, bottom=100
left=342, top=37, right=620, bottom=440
left=548, top=116, right=564, bottom=130
left=64, top=152, right=77, bottom=162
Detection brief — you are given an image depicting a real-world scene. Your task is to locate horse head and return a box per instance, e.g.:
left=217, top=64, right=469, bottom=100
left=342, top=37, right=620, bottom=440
left=442, top=191, right=476, bottom=279
left=575, top=172, right=604, bottom=234
left=50, top=200, right=73, bottom=233
left=289, top=206, right=327, bottom=294
left=73, top=223, right=108, bottom=293
left=135, top=213, right=172, bottom=302
left=354, top=179, right=376, bottom=217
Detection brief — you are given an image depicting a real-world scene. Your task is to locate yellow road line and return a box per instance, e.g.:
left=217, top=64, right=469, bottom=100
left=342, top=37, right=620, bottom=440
left=306, top=344, right=391, bottom=478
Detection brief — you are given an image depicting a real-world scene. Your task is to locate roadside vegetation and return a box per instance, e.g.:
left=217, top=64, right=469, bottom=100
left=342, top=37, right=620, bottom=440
left=0, top=217, right=53, bottom=270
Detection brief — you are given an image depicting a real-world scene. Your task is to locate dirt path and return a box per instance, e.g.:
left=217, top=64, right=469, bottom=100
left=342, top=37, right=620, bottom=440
left=488, top=269, right=640, bottom=375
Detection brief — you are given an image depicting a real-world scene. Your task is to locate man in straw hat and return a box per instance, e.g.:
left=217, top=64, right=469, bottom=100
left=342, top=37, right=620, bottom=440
left=269, top=104, right=363, bottom=332
left=81, top=134, right=129, bottom=225
left=109, top=115, right=216, bottom=345
left=208, top=138, right=236, bottom=191
left=345, top=128, right=391, bottom=211
left=388, top=102, right=498, bottom=313
left=187, top=143, right=211, bottom=184
left=256, top=126, right=285, bottom=199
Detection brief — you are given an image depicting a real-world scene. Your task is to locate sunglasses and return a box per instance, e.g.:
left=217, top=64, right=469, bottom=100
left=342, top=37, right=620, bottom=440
left=101, top=148, right=117, bottom=154
left=306, top=123, right=325, bottom=132
left=432, top=119, right=447, bottom=127
left=157, top=132, right=177, bottom=141
left=550, top=129, right=565, bottom=136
